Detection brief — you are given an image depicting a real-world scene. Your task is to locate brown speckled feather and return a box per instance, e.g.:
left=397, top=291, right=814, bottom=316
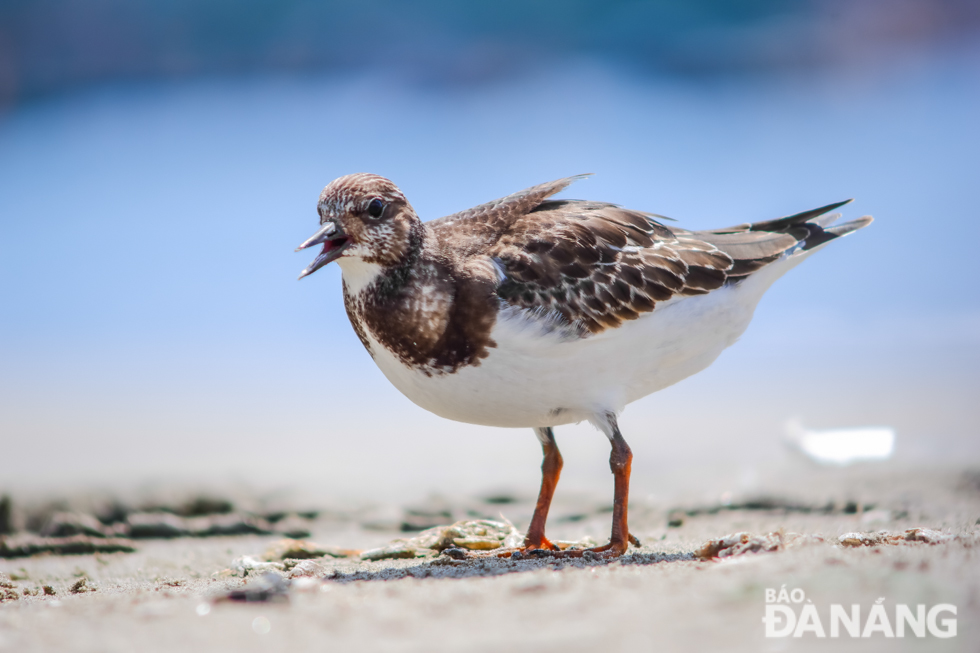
left=428, top=175, right=593, bottom=257
left=430, top=177, right=859, bottom=336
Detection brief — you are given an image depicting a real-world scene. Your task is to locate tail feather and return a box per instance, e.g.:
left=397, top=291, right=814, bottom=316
left=825, top=215, right=874, bottom=236
left=800, top=215, right=874, bottom=251
left=711, top=199, right=854, bottom=234
left=806, top=211, right=842, bottom=229
left=692, top=201, right=872, bottom=280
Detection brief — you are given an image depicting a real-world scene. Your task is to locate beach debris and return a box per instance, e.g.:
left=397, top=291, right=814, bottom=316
left=838, top=528, right=954, bottom=547
left=1, top=492, right=310, bottom=546
left=287, top=560, right=327, bottom=578
left=359, top=520, right=522, bottom=560
left=262, top=538, right=357, bottom=561
left=126, top=513, right=191, bottom=539
left=784, top=418, right=895, bottom=466
left=69, top=577, right=95, bottom=594
left=408, top=519, right=522, bottom=552
left=1, top=573, right=19, bottom=602
left=0, top=534, right=136, bottom=558
left=127, top=512, right=277, bottom=538
left=360, top=544, right=420, bottom=561
left=696, top=531, right=824, bottom=560
left=697, top=527, right=956, bottom=559
left=42, top=512, right=125, bottom=538
left=904, top=528, right=953, bottom=544
left=185, top=514, right=276, bottom=537
left=697, top=532, right=779, bottom=559
left=170, top=496, right=234, bottom=517
left=34, top=511, right=278, bottom=540
left=218, top=572, right=289, bottom=603
left=838, top=532, right=888, bottom=547
left=439, top=547, right=468, bottom=560
left=232, top=556, right=285, bottom=575
left=669, top=496, right=876, bottom=521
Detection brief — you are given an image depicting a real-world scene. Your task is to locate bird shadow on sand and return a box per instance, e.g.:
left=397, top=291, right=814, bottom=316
left=220, top=550, right=698, bottom=602
left=325, top=550, right=697, bottom=583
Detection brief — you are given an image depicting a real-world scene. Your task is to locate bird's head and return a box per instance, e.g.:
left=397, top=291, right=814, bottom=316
left=296, top=173, right=420, bottom=279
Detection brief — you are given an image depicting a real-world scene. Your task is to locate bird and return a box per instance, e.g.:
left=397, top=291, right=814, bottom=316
left=296, top=173, right=872, bottom=558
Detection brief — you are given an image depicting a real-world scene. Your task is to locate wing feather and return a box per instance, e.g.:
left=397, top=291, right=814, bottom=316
left=484, top=201, right=735, bottom=335
left=429, top=178, right=865, bottom=336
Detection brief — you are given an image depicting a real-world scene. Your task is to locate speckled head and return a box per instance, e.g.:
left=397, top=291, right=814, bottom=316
left=297, top=173, right=421, bottom=279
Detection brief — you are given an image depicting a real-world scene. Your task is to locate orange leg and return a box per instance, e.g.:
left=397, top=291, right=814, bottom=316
left=550, top=413, right=633, bottom=559
left=594, top=423, right=632, bottom=555
left=523, top=427, right=562, bottom=551
left=475, top=418, right=636, bottom=561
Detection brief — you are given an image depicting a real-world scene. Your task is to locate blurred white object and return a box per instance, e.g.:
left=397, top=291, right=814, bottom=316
left=784, top=418, right=895, bottom=465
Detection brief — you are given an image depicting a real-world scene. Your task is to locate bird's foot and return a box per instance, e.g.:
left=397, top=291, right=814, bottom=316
left=444, top=533, right=640, bottom=561
left=528, top=540, right=627, bottom=560
left=513, top=533, right=640, bottom=560
left=440, top=535, right=566, bottom=560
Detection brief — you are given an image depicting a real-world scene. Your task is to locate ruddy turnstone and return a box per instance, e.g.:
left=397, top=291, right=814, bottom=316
left=297, top=173, right=872, bottom=558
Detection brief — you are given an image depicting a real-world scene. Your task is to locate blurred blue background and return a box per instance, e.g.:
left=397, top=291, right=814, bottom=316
left=1, top=1, right=978, bottom=499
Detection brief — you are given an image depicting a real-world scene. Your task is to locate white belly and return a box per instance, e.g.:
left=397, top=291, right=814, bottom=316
left=362, top=253, right=803, bottom=428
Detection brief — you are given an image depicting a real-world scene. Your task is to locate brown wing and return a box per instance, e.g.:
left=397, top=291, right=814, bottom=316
left=429, top=177, right=864, bottom=336
left=485, top=201, right=735, bottom=334
left=428, top=175, right=592, bottom=257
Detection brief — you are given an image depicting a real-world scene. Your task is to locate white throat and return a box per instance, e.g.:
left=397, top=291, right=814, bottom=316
left=336, top=256, right=384, bottom=296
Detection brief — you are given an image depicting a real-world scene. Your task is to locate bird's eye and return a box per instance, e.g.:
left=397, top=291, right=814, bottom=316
left=366, top=199, right=385, bottom=219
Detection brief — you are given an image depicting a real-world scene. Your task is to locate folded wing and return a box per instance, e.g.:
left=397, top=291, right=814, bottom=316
left=429, top=177, right=869, bottom=336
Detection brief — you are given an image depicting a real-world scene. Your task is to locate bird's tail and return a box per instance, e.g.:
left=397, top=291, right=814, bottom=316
left=693, top=200, right=873, bottom=281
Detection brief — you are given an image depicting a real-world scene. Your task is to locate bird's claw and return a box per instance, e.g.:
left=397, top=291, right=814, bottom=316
left=440, top=533, right=640, bottom=561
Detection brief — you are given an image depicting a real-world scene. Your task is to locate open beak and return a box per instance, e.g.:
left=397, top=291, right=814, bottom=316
left=296, top=221, right=351, bottom=279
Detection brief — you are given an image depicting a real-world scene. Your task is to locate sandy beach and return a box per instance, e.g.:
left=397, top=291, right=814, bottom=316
left=2, top=463, right=977, bottom=652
